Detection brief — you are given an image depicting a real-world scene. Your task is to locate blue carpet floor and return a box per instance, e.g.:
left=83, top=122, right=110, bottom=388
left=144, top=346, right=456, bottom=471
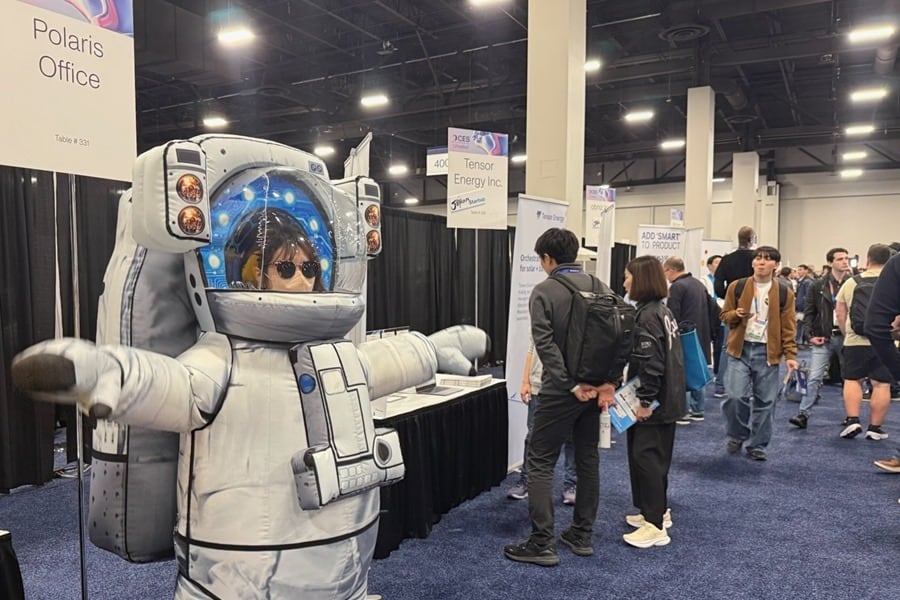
left=2, top=354, right=898, bottom=599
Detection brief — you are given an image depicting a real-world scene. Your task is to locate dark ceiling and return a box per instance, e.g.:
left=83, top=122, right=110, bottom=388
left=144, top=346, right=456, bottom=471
left=134, top=0, right=900, bottom=199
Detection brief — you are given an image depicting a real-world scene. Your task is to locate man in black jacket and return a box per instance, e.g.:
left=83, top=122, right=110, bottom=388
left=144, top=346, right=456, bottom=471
left=788, top=247, right=851, bottom=429
left=503, top=228, right=616, bottom=567
left=864, top=251, right=900, bottom=475
left=713, top=226, right=756, bottom=299
left=794, top=264, right=815, bottom=347
left=664, top=256, right=712, bottom=422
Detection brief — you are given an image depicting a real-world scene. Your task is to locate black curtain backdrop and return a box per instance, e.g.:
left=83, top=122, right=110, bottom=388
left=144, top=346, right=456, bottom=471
left=0, top=167, right=122, bottom=492
left=367, top=208, right=512, bottom=364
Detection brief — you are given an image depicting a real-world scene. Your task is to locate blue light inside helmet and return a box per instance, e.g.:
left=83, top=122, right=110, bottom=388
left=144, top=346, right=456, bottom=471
left=199, top=168, right=335, bottom=290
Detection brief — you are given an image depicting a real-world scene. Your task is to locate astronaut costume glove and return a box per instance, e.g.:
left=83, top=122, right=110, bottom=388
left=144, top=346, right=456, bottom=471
left=427, top=325, right=489, bottom=375
left=12, top=338, right=123, bottom=419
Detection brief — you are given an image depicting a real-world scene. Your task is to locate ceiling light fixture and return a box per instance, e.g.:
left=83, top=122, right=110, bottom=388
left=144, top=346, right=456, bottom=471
left=845, top=124, right=875, bottom=136
left=660, top=138, right=686, bottom=150
left=624, top=110, right=654, bottom=123
left=360, top=93, right=389, bottom=108
left=585, top=59, right=602, bottom=72
left=510, top=154, right=527, bottom=163
left=712, top=177, right=726, bottom=183
left=848, top=25, right=897, bottom=44
left=203, top=116, right=229, bottom=128
left=217, top=27, right=255, bottom=45
left=840, top=168, right=863, bottom=178
left=599, top=183, right=611, bottom=190
left=314, top=145, right=335, bottom=157
left=404, top=197, right=419, bottom=205
left=388, top=164, right=408, bottom=175
left=469, top=0, right=507, bottom=6
left=842, top=151, right=868, bottom=161
left=850, top=87, right=889, bottom=102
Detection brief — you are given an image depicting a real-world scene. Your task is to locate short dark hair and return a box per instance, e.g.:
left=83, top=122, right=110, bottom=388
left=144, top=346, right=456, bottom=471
left=737, top=226, right=755, bottom=247
left=753, top=245, right=781, bottom=263
left=797, top=264, right=809, bottom=270
left=626, top=255, right=669, bottom=303
left=779, top=266, right=793, bottom=277
left=867, top=243, right=891, bottom=267
left=707, top=254, right=722, bottom=266
left=534, top=228, right=579, bottom=264
left=826, top=247, right=848, bottom=263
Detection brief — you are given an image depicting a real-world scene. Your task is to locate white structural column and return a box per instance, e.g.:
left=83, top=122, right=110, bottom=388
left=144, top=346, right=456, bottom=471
left=731, top=152, right=760, bottom=236
left=684, top=86, right=715, bottom=232
left=524, top=0, right=586, bottom=237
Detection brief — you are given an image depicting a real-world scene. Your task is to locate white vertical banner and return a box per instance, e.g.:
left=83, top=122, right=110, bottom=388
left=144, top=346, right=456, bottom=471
left=505, top=194, right=568, bottom=469
left=683, top=227, right=705, bottom=280
left=636, top=224, right=688, bottom=263
left=585, top=186, right=615, bottom=284
left=447, top=128, right=508, bottom=230
left=0, top=1, right=136, bottom=181
left=344, top=133, right=374, bottom=346
left=343, top=132, right=373, bottom=178
left=636, top=224, right=705, bottom=271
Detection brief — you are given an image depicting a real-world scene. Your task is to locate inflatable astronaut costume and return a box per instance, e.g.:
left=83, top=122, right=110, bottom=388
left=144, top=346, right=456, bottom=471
left=13, top=135, right=487, bottom=599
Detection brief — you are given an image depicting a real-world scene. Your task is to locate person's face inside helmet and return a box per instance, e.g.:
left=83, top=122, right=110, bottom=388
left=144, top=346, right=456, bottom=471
left=256, top=241, right=323, bottom=292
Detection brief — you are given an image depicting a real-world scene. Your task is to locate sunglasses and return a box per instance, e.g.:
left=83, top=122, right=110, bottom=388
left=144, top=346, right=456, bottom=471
left=267, top=260, right=320, bottom=279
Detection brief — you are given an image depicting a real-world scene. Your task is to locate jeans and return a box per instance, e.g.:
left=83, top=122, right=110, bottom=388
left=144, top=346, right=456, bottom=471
left=687, top=388, right=705, bottom=414
left=722, top=343, right=781, bottom=452
left=526, top=393, right=600, bottom=547
left=522, top=394, right=577, bottom=487
left=799, top=335, right=844, bottom=414
left=715, top=324, right=728, bottom=387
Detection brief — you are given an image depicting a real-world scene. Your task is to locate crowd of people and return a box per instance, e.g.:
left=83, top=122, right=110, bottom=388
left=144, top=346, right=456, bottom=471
left=504, top=226, right=900, bottom=566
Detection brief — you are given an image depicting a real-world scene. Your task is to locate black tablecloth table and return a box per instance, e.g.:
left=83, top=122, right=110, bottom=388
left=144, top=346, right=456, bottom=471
left=373, top=381, right=508, bottom=559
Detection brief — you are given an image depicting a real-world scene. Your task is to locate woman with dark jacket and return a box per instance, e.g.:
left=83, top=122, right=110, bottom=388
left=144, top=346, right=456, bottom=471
left=621, top=255, right=686, bottom=549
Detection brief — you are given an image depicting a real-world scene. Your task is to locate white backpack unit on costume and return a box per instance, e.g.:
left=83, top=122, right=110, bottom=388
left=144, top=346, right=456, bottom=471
left=89, top=190, right=196, bottom=561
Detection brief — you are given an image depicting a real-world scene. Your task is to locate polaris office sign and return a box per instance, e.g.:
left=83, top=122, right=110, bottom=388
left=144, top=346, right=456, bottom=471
left=426, top=146, right=448, bottom=176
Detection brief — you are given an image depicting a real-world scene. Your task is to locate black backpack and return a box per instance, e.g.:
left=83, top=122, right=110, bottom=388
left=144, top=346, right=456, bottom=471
left=849, top=275, right=876, bottom=335
left=551, top=274, right=636, bottom=385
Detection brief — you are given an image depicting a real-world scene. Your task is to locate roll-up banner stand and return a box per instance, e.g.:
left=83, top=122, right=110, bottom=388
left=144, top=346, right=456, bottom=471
left=505, top=194, right=568, bottom=470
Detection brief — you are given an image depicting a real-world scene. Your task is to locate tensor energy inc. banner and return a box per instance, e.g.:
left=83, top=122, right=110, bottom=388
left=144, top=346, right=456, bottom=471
left=505, top=194, right=568, bottom=469
left=447, top=127, right=508, bottom=230
left=1, top=0, right=136, bottom=181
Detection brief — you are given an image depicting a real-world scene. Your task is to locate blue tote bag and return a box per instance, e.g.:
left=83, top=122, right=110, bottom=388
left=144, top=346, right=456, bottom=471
left=679, top=325, right=712, bottom=392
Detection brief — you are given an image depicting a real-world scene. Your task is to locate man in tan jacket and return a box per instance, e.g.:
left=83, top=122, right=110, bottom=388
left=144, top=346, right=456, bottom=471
left=720, top=246, right=799, bottom=461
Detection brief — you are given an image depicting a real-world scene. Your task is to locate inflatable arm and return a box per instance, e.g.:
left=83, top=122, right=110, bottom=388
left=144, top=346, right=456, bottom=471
left=12, top=332, right=231, bottom=433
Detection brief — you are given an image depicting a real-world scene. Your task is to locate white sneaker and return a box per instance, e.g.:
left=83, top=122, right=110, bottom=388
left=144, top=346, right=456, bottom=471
left=623, top=522, right=671, bottom=548
left=625, top=508, right=672, bottom=529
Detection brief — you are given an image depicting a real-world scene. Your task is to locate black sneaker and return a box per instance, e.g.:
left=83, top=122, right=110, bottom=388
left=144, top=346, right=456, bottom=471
left=726, top=439, right=742, bottom=454
left=840, top=417, right=862, bottom=439
left=865, top=425, right=889, bottom=441
left=789, top=413, right=808, bottom=429
left=503, top=540, right=560, bottom=566
left=559, top=528, right=594, bottom=556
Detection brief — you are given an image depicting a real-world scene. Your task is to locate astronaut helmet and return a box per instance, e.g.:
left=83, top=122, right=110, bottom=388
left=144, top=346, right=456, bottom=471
left=192, top=165, right=366, bottom=341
